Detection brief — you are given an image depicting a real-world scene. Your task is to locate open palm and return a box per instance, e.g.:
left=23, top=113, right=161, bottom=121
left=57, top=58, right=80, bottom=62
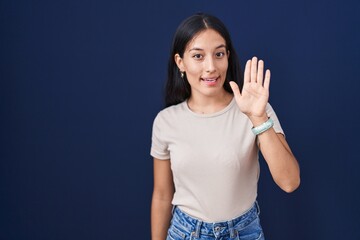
left=230, top=57, right=270, bottom=118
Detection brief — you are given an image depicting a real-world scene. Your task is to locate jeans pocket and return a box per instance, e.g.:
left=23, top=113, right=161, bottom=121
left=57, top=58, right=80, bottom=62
left=235, top=216, right=264, bottom=240
left=167, top=224, right=187, bottom=240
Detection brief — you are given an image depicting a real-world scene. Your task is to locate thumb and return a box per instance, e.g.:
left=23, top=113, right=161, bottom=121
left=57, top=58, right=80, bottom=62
left=229, top=81, right=241, bottom=99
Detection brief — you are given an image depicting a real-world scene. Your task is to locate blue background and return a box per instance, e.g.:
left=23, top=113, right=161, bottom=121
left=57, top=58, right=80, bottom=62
left=1, top=0, right=359, bottom=239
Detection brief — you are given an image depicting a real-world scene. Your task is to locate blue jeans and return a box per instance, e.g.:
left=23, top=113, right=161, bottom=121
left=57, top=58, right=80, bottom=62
left=166, top=202, right=265, bottom=240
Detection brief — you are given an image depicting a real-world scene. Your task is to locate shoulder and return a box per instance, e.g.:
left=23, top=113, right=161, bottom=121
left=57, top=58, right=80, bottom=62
left=153, top=101, right=187, bottom=125
left=265, top=102, right=284, bottom=134
left=265, top=102, right=279, bottom=117
left=266, top=102, right=275, bottom=112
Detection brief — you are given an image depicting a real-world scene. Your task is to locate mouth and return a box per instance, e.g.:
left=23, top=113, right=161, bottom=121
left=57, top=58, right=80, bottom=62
left=201, top=76, right=220, bottom=84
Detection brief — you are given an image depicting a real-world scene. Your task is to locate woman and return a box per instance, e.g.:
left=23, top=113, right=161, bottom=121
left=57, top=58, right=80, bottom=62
left=151, top=13, right=300, bottom=240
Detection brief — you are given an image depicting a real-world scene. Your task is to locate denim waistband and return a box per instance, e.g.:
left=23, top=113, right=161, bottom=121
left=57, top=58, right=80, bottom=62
left=171, top=202, right=260, bottom=238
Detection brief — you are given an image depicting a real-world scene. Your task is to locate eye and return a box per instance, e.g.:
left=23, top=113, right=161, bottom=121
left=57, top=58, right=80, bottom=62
left=192, top=54, right=203, bottom=60
left=215, top=52, right=225, bottom=58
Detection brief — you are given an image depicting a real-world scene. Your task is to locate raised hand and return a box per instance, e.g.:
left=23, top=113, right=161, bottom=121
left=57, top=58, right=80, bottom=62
left=230, top=58, right=300, bottom=192
left=229, top=56, right=270, bottom=124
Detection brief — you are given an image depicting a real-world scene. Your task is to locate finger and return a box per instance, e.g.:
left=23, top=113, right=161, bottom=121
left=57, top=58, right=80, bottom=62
left=250, top=56, right=258, bottom=83
left=264, top=69, right=271, bottom=90
left=229, top=81, right=242, bottom=99
left=244, top=60, right=251, bottom=83
left=257, top=60, right=264, bottom=86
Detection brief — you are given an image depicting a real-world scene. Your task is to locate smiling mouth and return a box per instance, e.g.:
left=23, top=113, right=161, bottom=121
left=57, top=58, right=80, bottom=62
left=201, top=76, right=220, bottom=82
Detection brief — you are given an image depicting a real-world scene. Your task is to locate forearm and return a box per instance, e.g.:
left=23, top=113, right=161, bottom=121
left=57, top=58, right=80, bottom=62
left=250, top=115, right=300, bottom=192
left=257, top=127, right=300, bottom=192
left=151, top=195, right=173, bottom=240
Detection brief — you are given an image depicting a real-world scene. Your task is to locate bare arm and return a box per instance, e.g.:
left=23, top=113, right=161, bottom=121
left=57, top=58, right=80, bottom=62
left=151, top=158, right=174, bottom=240
left=250, top=114, right=300, bottom=192
left=258, top=131, right=300, bottom=192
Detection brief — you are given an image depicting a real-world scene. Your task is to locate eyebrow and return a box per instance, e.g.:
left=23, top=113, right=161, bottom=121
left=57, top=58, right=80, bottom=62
left=188, top=44, right=226, bottom=52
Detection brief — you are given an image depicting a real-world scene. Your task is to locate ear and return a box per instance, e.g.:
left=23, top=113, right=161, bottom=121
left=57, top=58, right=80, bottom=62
left=227, top=50, right=230, bottom=59
left=174, top=53, right=185, bottom=72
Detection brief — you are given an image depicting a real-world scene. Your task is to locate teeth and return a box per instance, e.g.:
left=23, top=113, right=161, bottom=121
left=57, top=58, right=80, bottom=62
left=203, top=78, right=217, bottom=82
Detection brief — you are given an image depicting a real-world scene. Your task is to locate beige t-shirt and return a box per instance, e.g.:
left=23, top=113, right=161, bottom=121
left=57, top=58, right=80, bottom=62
left=151, top=97, right=284, bottom=222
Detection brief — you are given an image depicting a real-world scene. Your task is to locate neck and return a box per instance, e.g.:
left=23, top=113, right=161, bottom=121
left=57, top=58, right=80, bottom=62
left=187, top=91, right=233, bottom=114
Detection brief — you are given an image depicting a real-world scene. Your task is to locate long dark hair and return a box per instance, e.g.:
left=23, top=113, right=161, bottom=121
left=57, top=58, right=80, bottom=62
left=165, top=13, right=243, bottom=107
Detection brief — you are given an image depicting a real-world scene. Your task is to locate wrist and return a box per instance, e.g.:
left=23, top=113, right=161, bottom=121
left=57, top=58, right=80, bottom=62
left=248, top=114, right=269, bottom=127
left=251, top=118, right=274, bottom=135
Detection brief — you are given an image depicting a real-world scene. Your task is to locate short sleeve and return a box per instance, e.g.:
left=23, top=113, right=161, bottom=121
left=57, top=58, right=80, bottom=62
left=150, top=113, right=170, bottom=160
left=266, top=103, right=284, bottom=136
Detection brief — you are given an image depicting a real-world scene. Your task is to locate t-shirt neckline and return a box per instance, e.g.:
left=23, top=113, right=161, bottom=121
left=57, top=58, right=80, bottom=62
left=183, top=96, right=236, bottom=118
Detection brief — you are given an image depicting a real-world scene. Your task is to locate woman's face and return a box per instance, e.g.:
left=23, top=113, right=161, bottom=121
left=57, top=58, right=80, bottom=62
left=175, top=29, right=229, bottom=99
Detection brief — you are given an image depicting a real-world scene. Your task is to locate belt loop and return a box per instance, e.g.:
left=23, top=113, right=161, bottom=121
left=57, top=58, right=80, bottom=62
left=227, top=220, right=236, bottom=238
left=255, top=201, right=261, bottom=216
left=193, top=219, right=202, bottom=238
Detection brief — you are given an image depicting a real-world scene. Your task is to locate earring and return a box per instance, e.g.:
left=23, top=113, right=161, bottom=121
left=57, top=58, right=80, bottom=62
left=180, top=71, right=184, bottom=78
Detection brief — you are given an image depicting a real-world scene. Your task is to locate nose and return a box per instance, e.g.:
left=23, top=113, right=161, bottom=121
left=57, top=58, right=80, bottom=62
left=205, top=56, right=216, bottom=73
